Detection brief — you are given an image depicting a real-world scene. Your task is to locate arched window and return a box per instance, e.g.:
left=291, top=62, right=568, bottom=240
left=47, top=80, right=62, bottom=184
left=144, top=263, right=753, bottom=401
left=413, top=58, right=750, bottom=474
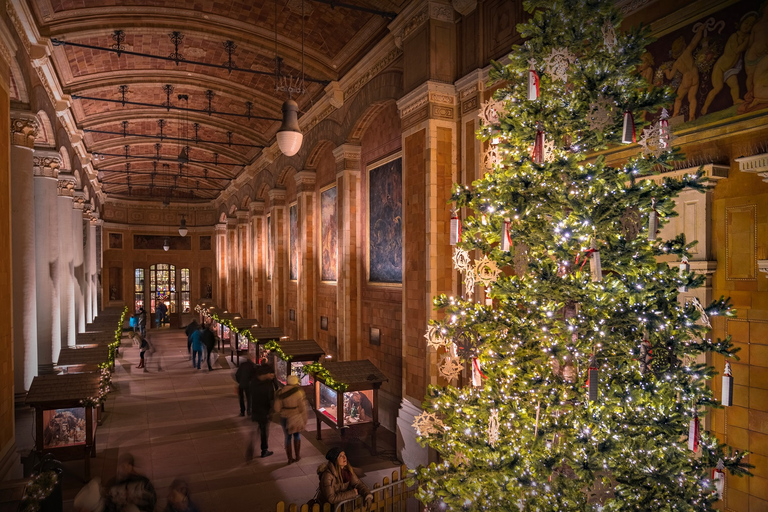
left=180, top=268, right=190, bottom=313
left=134, top=268, right=145, bottom=312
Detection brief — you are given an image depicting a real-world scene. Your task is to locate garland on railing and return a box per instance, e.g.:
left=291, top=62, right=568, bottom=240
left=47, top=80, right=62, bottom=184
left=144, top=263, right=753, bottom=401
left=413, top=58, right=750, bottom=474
left=303, top=362, right=348, bottom=392
left=264, top=339, right=290, bottom=362
left=208, top=312, right=292, bottom=361
left=109, top=307, right=128, bottom=366
left=80, top=363, right=112, bottom=408
left=19, top=471, right=58, bottom=512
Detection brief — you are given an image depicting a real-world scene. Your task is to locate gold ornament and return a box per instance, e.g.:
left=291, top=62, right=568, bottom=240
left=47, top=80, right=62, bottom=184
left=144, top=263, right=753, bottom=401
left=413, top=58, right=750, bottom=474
left=479, top=98, right=504, bottom=127
left=439, top=356, right=464, bottom=381
left=413, top=411, right=444, bottom=436
left=425, top=324, right=449, bottom=350
left=543, top=47, right=576, bottom=83
left=474, top=256, right=502, bottom=287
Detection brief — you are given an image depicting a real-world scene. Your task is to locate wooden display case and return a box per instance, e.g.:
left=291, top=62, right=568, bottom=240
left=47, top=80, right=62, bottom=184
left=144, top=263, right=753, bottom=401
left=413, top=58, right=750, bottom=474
left=25, top=374, right=101, bottom=479
left=227, top=318, right=261, bottom=365
left=271, top=339, right=325, bottom=388
left=311, top=360, right=388, bottom=454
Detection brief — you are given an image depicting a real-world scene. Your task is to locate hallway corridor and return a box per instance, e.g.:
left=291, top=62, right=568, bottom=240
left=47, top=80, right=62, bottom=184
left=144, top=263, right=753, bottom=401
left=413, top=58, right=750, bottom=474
left=14, top=327, right=400, bottom=511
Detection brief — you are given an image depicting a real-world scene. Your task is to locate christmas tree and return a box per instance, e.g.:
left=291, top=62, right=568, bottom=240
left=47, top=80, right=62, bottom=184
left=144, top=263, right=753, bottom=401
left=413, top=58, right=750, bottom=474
left=414, top=0, right=750, bottom=510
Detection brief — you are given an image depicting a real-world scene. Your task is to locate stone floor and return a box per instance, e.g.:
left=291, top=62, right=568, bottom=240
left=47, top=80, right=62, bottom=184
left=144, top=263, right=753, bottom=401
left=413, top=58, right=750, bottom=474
left=11, top=326, right=405, bottom=511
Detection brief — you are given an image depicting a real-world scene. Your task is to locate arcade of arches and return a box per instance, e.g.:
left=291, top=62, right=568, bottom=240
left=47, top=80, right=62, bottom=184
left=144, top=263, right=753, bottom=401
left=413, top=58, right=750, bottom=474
left=2, top=0, right=768, bottom=509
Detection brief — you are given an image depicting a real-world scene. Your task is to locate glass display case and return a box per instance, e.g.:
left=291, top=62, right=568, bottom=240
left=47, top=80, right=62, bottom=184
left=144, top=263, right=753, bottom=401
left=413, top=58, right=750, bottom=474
left=311, top=360, right=388, bottom=454
left=271, top=339, right=325, bottom=386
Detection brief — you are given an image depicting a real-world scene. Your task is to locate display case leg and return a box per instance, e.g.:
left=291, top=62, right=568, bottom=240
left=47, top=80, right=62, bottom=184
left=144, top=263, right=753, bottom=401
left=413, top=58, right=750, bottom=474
left=316, top=416, right=322, bottom=440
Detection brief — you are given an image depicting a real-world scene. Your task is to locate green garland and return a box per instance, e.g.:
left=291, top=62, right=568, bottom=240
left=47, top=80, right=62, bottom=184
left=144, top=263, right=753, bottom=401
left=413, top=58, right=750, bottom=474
left=80, top=363, right=112, bottom=408
left=303, top=362, right=348, bottom=392
left=109, top=307, right=128, bottom=367
left=209, top=312, right=292, bottom=361
left=19, top=471, right=58, bottom=512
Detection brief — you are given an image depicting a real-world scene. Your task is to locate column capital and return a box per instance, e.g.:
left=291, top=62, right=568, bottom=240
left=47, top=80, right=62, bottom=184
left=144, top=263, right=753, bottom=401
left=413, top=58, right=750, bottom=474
left=333, top=144, right=362, bottom=173
left=10, top=111, right=39, bottom=149
left=388, top=0, right=453, bottom=49
left=268, top=187, right=287, bottom=206
left=57, top=175, right=76, bottom=196
left=396, top=80, right=457, bottom=129
left=226, top=216, right=237, bottom=228
left=215, top=222, right=228, bottom=234
left=236, top=210, right=249, bottom=223
left=72, top=192, right=86, bottom=210
left=249, top=199, right=266, bottom=216
left=33, top=150, right=61, bottom=178
left=454, top=68, right=486, bottom=117
left=294, top=170, right=316, bottom=193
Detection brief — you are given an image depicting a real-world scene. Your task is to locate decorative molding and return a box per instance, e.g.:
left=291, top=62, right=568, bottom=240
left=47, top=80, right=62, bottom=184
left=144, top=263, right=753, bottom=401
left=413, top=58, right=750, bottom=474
left=32, top=150, right=61, bottom=178
left=759, top=260, right=768, bottom=276
left=249, top=200, right=266, bottom=216
left=452, top=0, right=477, bottom=16
left=268, top=187, right=287, bottom=206
left=397, top=81, right=457, bottom=129
left=10, top=112, right=39, bottom=148
left=343, top=46, right=402, bottom=101
left=57, top=176, right=75, bottom=196
left=0, top=10, right=18, bottom=64
left=333, top=144, right=362, bottom=165
left=294, top=170, right=317, bottom=193
left=616, top=0, right=660, bottom=17
left=735, top=153, right=768, bottom=183
left=325, top=81, right=344, bottom=108
left=389, top=1, right=453, bottom=49
left=641, top=164, right=729, bottom=186
left=235, top=210, right=249, bottom=222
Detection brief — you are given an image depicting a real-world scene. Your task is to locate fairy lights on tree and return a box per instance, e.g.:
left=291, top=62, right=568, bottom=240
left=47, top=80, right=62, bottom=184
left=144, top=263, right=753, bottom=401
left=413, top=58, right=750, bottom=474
left=413, top=0, right=749, bottom=509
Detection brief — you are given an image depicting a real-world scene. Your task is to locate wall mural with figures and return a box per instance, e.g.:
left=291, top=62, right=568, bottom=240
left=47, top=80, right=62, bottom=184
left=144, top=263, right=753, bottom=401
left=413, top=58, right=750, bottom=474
left=644, top=0, right=768, bottom=124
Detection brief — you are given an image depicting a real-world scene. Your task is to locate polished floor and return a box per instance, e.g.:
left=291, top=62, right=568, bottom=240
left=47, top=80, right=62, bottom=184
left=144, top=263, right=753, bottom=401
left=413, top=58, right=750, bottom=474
left=12, top=326, right=402, bottom=511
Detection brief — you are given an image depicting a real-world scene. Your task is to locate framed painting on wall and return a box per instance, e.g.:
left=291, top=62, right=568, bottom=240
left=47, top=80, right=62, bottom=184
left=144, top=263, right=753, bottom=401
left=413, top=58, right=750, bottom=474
left=290, top=203, right=298, bottom=281
left=320, top=185, right=338, bottom=282
left=108, top=232, right=122, bottom=249
left=367, top=155, right=402, bottom=284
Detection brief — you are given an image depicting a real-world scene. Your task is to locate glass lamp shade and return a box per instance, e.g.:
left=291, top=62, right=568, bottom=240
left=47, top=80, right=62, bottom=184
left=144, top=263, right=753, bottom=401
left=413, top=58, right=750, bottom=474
left=178, top=218, right=188, bottom=237
left=276, top=99, right=303, bottom=157
left=163, top=238, right=170, bottom=251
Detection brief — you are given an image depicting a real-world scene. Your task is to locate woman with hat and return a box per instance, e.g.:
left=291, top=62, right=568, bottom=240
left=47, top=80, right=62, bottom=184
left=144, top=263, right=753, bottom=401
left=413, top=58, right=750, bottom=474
left=274, top=374, right=308, bottom=463
left=316, top=447, right=373, bottom=506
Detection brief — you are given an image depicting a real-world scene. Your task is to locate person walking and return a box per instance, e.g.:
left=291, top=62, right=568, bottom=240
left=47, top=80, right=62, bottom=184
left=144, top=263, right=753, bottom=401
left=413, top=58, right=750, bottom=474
left=164, top=478, right=200, bottom=512
left=274, top=374, right=308, bottom=463
left=201, top=323, right=216, bottom=371
left=136, top=334, right=150, bottom=371
left=137, top=307, right=147, bottom=337
left=316, top=447, right=373, bottom=506
left=190, top=325, right=204, bottom=370
left=156, top=302, right=168, bottom=327
left=185, top=320, right=199, bottom=358
left=235, top=355, right=255, bottom=417
left=246, top=364, right=276, bottom=459
left=103, top=453, right=157, bottom=512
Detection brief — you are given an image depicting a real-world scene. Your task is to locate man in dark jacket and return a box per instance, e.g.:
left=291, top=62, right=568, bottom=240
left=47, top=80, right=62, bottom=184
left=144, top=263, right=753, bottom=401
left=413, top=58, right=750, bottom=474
left=235, top=355, right=255, bottom=416
left=200, top=323, right=216, bottom=371
left=246, top=364, right=276, bottom=459
left=185, top=320, right=199, bottom=358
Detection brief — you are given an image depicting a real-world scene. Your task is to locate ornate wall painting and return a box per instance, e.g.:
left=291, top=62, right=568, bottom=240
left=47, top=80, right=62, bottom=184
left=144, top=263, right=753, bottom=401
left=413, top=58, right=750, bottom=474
left=320, top=186, right=338, bottom=282
left=644, top=0, right=768, bottom=125
left=368, top=156, right=403, bottom=284
left=133, top=235, right=191, bottom=251
left=267, top=215, right=272, bottom=280
left=108, top=232, right=122, bottom=249
left=290, top=203, right=298, bottom=281
left=199, top=236, right=212, bottom=250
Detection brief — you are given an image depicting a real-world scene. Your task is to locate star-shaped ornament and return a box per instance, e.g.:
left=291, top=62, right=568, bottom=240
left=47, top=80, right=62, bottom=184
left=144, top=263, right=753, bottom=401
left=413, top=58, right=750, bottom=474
left=587, top=95, right=616, bottom=132
left=451, top=451, right=470, bottom=467
left=424, top=324, right=449, bottom=350
left=453, top=247, right=471, bottom=273
left=474, top=256, right=502, bottom=287
left=439, top=356, right=464, bottom=381
left=543, top=47, right=576, bottom=83
left=479, top=98, right=504, bottom=127
left=602, top=21, right=617, bottom=52
left=412, top=411, right=444, bottom=436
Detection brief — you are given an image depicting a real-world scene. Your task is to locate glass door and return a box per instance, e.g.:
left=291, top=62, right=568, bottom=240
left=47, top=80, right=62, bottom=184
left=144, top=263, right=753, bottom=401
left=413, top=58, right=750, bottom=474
left=149, top=264, right=177, bottom=322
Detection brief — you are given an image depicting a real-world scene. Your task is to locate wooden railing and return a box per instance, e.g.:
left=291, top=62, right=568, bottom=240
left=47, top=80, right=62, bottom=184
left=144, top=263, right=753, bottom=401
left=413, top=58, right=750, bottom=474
left=275, top=465, right=419, bottom=512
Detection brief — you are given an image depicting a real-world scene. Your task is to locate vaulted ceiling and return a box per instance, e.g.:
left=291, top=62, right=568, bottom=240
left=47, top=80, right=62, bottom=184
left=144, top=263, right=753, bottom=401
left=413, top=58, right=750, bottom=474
left=28, top=0, right=405, bottom=202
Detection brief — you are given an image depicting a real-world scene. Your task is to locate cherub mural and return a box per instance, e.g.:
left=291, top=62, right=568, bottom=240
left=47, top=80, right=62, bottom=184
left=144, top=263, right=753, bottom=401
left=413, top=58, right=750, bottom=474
left=648, top=0, right=768, bottom=121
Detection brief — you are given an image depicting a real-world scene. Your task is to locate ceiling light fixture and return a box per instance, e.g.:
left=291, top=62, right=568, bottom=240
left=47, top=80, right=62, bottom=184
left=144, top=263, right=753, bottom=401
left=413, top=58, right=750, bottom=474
left=178, top=215, right=188, bottom=237
left=275, top=0, right=305, bottom=157
left=163, top=237, right=170, bottom=251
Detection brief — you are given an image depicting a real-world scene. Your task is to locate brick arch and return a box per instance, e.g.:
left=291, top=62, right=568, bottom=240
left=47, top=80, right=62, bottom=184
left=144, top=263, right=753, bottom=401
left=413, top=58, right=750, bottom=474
left=59, top=146, right=72, bottom=171
left=276, top=166, right=298, bottom=187
left=304, top=140, right=336, bottom=170
left=239, top=191, right=252, bottom=210
left=339, top=70, right=402, bottom=143
left=257, top=182, right=271, bottom=200
left=74, top=169, right=82, bottom=189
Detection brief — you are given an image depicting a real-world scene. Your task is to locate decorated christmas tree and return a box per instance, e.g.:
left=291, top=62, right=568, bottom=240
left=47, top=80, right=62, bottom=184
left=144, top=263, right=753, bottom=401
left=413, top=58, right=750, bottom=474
left=414, top=0, right=750, bottom=510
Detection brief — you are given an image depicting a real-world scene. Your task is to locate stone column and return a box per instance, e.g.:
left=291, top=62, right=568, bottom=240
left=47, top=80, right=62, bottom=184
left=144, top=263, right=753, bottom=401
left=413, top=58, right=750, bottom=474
left=83, top=207, right=93, bottom=324
left=249, top=201, right=266, bottom=321
left=226, top=216, right=238, bottom=312
left=72, top=193, right=86, bottom=333
left=268, top=188, right=287, bottom=328
left=90, top=218, right=101, bottom=318
left=10, top=112, right=39, bottom=393
left=215, top=222, right=227, bottom=309
left=333, top=145, right=362, bottom=361
left=58, top=176, right=76, bottom=348
left=34, top=151, right=63, bottom=372
left=395, top=81, right=459, bottom=470
left=236, top=210, right=250, bottom=315
left=295, top=171, right=317, bottom=339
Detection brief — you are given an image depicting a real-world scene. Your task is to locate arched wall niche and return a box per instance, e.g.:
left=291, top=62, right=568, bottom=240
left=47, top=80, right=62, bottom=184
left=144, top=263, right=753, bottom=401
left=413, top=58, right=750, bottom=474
left=34, top=109, right=55, bottom=148
left=228, top=204, right=237, bottom=216
left=338, top=70, right=403, bottom=143
left=359, top=100, right=401, bottom=166
left=304, top=140, right=335, bottom=171
left=58, top=146, right=71, bottom=171
left=73, top=169, right=82, bottom=189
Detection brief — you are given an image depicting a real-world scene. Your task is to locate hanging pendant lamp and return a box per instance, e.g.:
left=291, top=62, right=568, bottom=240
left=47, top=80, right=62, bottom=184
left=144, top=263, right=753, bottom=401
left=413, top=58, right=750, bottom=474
left=178, top=215, right=188, bottom=237
left=277, top=99, right=303, bottom=156
left=163, top=237, right=170, bottom=251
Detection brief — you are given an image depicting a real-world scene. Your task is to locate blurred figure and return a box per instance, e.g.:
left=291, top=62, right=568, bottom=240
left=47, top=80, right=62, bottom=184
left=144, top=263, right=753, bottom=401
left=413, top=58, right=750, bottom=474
left=137, top=308, right=147, bottom=337
left=274, top=374, right=307, bottom=463
left=165, top=478, right=200, bottom=512
left=185, top=320, right=200, bottom=358
left=235, top=354, right=255, bottom=416
left=104, top=453, right=157, bottom=512
left=200, top=323, right=216, bottom=371
left=190, top=324, right=204, bottom=370
left=317, top=447, right=373, bottom=506
left=246, top=363, right=276, bottom=459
